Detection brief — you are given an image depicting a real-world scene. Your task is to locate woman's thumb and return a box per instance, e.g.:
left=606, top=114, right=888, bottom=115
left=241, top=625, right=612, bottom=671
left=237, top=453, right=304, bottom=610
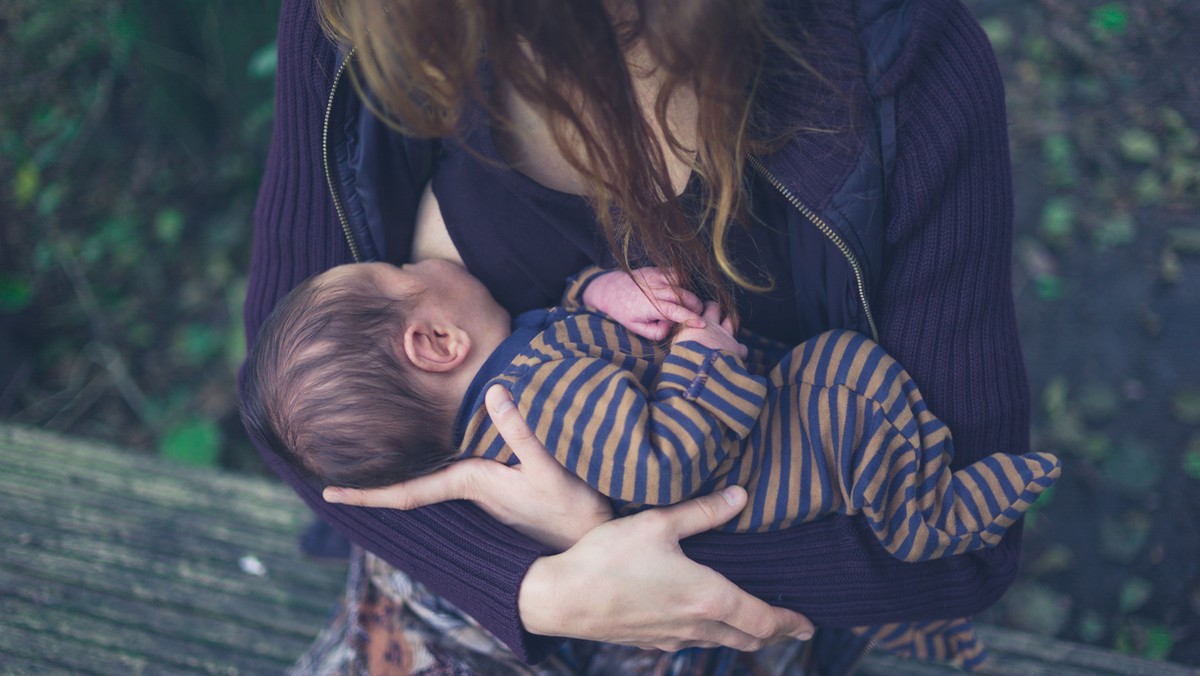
left=663, top=486, right=747, bottom=540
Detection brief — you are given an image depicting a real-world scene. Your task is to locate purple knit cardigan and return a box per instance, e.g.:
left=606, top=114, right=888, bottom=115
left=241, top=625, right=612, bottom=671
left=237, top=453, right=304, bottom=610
left=242, top=0, right=1030, bottom=662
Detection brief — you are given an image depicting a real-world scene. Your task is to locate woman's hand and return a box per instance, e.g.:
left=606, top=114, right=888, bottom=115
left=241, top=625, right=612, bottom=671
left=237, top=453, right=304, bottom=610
left=519, top=485, right=816, bottom=651
left=582, top=267, right=703, bottom=341
left=327, top=383, right=814, bottom=651
left=324, top=385, right=612, bottom=551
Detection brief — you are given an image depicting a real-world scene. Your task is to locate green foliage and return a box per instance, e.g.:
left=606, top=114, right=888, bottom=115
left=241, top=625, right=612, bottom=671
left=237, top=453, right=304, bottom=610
left=1116, top=622, right=1174, bottom=661
left=1101, top=438, right=1163, bottom=496
left=159, top=418, right=222, bottom=466
left=2, top=0, right=278, bottom=469
left=1090, top=3, right=1129, bottom=36
left=1039, top=197, right=1075, bottom=248
left=0, top=276, right=34, bottom=313
left=1118, top=577, right=1153, bottom=614
left=1183, top=437, right=1200, bottom=480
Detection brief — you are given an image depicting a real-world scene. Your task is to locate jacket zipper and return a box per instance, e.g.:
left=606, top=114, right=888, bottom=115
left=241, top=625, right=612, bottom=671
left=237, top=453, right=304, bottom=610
left=323, top=49, right=363, bottom=263
left=746, top=154, right=879, bottom=343
left=844, top=636, right=879, bottom=676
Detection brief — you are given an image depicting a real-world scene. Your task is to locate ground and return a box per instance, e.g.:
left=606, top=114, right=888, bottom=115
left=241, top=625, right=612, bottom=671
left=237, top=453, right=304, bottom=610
left=1, top=0, right=1198, bottom=665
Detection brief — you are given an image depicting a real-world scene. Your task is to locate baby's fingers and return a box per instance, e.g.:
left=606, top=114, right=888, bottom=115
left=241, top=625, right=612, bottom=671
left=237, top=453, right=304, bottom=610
left=656, top=302, right=703, bottom=326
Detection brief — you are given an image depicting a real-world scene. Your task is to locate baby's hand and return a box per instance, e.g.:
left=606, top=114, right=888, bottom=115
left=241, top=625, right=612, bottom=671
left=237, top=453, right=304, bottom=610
left=582, top=267, right=703, bottom=341
left=673, top=301, right=748, bottom=359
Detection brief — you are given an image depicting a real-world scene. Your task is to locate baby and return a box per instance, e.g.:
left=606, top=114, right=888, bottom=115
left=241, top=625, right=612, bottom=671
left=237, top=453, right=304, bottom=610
left=242, top=259, right=1060, bottom=563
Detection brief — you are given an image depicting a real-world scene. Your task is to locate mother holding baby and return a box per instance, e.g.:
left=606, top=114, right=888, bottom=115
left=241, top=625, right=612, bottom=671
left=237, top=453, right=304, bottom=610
left=241, top=0, right=1030, bottom=672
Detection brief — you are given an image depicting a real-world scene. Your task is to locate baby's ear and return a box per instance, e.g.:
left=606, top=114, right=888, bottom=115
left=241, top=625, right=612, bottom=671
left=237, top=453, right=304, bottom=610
left=401, top=320, right=471, bottom=373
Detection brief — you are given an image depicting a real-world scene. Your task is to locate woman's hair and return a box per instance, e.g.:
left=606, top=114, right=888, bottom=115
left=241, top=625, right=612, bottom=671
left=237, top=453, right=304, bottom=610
left=241, top=267, right=457, bottom=489
left=316, top=0, right=828, bottom=309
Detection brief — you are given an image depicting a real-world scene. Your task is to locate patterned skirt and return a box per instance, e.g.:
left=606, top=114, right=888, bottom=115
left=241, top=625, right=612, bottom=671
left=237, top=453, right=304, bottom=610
left=289, top=547, right=811, bottom=676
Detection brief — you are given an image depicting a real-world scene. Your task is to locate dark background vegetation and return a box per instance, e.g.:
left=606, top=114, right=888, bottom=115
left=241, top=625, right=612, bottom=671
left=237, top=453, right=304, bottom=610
left=2, top=0, right=1197, bottom=666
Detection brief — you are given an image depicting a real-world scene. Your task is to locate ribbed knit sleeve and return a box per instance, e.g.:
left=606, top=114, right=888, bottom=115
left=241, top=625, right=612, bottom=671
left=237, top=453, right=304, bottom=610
left=676, top=0, right=1028, bottom=626
left=241, top=0, right=556, bottom=662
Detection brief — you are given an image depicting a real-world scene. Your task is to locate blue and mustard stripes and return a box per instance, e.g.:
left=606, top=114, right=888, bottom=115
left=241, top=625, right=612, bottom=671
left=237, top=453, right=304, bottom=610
left=461, top=309, right=767, bottom=506
left=461, top=324, right=1060, bottom=562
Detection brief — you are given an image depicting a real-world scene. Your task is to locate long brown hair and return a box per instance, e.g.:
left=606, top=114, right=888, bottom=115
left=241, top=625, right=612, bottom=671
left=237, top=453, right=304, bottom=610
left=317, top=0, right=824, bottom=308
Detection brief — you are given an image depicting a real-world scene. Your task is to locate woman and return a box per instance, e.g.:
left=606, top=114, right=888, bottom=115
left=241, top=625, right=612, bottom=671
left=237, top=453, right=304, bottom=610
left=241, top=0, right=1029, bottom=671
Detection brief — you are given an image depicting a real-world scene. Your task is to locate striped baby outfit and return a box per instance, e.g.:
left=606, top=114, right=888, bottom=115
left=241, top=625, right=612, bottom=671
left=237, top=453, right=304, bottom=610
left=457, top=272, right=1061, bottom=560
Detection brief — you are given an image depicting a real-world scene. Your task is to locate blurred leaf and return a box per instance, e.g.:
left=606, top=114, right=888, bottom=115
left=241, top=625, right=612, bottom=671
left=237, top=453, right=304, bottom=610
left=1118, top=577, right=1152, bottom=614
left=1043, top=377, right=1069, bottom=417
left=159, top=418, right=221, bottom=466
left=1030, top=544, right=1073, bottom=576
left=1039, top=197, right=1075, bottom=247
left=175, top=324, right=222, bottom=366
left=1183, top=437, right=1200, bottom=481
left=1093, top=212, right=1136, bottom=249
left=154, top=208, right=185, bottom=245
left=1077, top=382, right=1118, bottom=422
left=1078, top=610, right=1106, bottom=644
left=1171, top=390, right=1200, bottom=424
left=1144, top=626, right=1173, bottom=661
left=1002, top=582, right=1071, bottom=636
left=247, top=40, right=277, bottom=79
left=1081, top=433, right=1113, bottom=461
left=1169, top=228, right=1200, bottom=255
left=1034, top=275, right=1062, bottom=301
left=1101, top=438, right=1162, bottom=496
left=1160, top=248, right=1182, bottom=285
left=1116, top=621, right=1174, bottom=660
left=1042, top=134, right=1075, bottom=186
left=1161, top=107, right=1186, bottom=132
left=1100, top=511, right=1150, bottom=563
left=36, top=183, right=65, bottom=216
left=1133, top=170, right=1163, bottom=205
left=1117, top=129, right=1159, bottom=164
left=1090, top=3, right=1128, bottom=36
left=15, top=162, right=39, bottom=207
left=0, top=277, right=33, bottom=313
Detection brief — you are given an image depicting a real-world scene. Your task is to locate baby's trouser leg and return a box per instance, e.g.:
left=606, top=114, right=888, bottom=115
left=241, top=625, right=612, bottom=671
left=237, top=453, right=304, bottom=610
left=782, top=330, right=1060, bottom=561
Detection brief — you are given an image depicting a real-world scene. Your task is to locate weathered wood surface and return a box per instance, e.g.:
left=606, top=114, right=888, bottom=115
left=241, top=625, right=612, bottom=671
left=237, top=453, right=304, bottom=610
left=2, top=424, right=1195, bottom=675
left=1, top=424, right=345, bottom=674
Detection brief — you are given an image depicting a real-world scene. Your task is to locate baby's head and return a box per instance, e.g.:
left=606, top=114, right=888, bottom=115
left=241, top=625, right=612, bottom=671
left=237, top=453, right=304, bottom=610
left=242, top=260, right=509, bottom=488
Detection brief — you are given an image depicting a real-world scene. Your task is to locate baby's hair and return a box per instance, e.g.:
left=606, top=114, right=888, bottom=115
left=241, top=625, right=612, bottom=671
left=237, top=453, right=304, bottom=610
left=241, top=265, right=457, bottom=489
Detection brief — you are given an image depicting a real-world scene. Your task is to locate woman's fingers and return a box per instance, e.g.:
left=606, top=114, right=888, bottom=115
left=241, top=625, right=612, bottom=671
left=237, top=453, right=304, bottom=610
left=657, top=485, right=747, bottom=540
left=485, top=385, right=550, bottom=470
left=323, top=459, right=497, bottom=509
left=712, top=579, right=815, bottom=642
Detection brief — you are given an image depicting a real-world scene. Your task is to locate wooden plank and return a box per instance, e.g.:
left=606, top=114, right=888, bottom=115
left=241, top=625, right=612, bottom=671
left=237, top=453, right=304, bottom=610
left=0, top=424, right=346, bottom=671
left=1, top=489, right=342, bottom=592
left=976, top=626, right=1197, bottom=675
left=0, top=621, right=148, bottom=675
left=2, top=514, right=340, bottom=618
left=1, top=595, right=289, bottom=674
left=0, top=566, right=325, bottom=665
left=4, top=544, right=333, bottom=639
left=1, top=425, right=290, bottom=504
left=1, top=435, right=308, bottom=532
